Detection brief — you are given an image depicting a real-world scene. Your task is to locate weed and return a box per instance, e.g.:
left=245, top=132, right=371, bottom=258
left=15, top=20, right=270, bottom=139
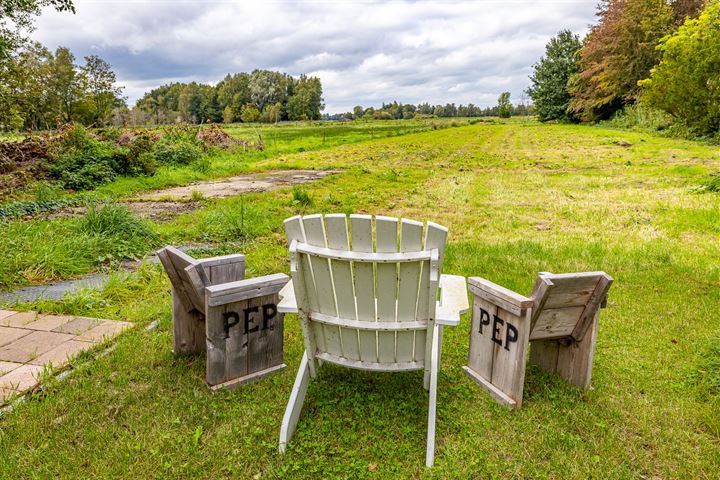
left=291, top=186, right=313, bottom=207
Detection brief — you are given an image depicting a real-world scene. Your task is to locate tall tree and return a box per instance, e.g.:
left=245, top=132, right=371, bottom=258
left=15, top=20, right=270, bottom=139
left=568, top=0, right=675, bottom=121
left=527, top=30, right=582, bottom=122
left=497, top=92, right=513, bottom=118
left=47, top=46, right=82, bottom=123
left=640, top=1, right=720, bottom=134
left=80, top=55, right=124, bottom=126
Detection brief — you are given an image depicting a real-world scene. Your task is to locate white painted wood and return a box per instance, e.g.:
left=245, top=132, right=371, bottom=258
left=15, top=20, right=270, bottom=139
left=397, top=219, right=423, bottom=362
left=279, top=351, right=311, bottom=453
left=315, top=352, right=423, bottom=372
left=295, top=242, right=433, bottom=263
left=309, top=311, right=427, bottom=331
left=284, top=217, right=320, bottom=376
left=426, top=323, right=441, bottom=468
left=436, top=274, right=469, bottom=326
left=375, top=216, right=399, bottom=363
left=278, top=279, right=298, bottom=314
left=302, top=215, right=344, bottom=359
left=325, top=214, right=360, bottom=361
left=280, top=214, right=455, bottom=467
left=422, top=225, right=445, bottom=389
left=350, top=214, right=377, bottom=362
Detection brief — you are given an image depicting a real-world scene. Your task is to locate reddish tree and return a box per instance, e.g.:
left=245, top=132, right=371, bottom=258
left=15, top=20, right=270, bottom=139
left=568, top=0, right=675, bottom=121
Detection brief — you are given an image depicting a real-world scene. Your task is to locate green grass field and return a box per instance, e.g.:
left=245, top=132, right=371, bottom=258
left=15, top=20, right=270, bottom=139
left=1, top=120, right=719, bottom=478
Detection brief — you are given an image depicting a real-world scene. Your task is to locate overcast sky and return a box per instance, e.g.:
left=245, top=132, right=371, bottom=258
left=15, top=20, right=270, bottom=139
left=33, top=0, right=598, bottom=113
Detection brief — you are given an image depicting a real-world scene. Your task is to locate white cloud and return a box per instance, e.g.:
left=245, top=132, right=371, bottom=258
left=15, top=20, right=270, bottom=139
left=33, top=0, right=596, bottom=112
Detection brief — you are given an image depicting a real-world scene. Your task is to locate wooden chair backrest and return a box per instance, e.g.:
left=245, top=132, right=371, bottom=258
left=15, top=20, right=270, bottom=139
left=284, top=214, right=447, bottom=369
left=157, top=246, right=205, bottom=313
left=529, top=271, right=613, bottom=342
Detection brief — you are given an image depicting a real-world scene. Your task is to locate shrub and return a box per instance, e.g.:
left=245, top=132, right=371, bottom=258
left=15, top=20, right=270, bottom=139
left=154, top=139, right=203, bottom=165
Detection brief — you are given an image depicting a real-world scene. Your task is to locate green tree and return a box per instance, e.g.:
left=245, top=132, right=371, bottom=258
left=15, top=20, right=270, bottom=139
left=240, top=103, right=261, bottom=123
left=526, top=30, right=582, bottom=122
left=497, top=92, right=513, bottom=118
left=0, top=0, right=74, bottom=59
left=265, top=102, right=282, bottom=123
left=47, top=46, right=82, bottom=123
left=640, top=1, right=720, bottom=134
left=222, top=105, right=234, bottom=123
left=80, top=55, right=124, bottom=126
left=286, top=75, right=323, bottom=120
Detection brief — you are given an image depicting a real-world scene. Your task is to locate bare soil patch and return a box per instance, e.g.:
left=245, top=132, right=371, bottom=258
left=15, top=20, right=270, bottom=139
left=134, top=169, right=339, bottom=201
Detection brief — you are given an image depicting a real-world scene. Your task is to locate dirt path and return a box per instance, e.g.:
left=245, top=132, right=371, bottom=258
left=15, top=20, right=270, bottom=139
left=133, top=169, right=339, bottom=201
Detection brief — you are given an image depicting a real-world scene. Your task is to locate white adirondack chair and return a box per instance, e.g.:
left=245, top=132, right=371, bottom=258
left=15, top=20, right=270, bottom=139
left=277, top=214, right=469, bottom=467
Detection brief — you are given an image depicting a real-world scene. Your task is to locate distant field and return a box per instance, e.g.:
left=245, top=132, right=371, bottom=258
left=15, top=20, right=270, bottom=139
left=0, top=120, right=718, bottom=478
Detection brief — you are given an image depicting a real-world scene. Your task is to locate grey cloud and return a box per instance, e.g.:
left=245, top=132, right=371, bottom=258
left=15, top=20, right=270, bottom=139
left=34, top=0, right=596, bottom=112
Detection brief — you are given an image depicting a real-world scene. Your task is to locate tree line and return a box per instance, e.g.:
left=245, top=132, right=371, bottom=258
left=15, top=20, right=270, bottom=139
left=323, top=96, right=532, bottom=121
left=130, top=70, right=324, bottom=125
left=527, top=0, right=719, bottom=135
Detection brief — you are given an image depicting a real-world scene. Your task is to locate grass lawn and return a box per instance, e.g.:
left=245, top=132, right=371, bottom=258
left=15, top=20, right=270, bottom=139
left=0, top=120, right=719, bottom=478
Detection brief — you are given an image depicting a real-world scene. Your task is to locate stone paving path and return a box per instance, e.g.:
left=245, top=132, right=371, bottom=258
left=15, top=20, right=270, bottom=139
left=0, top=310, right=132, bottom=404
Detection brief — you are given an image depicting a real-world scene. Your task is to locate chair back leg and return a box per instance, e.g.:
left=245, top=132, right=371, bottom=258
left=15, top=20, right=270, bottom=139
left=279, top=351, right=312, bottom=453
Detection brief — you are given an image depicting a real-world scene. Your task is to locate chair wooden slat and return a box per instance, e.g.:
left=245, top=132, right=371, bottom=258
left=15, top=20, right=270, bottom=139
left=325, top=214, right=360, bottom=361
left=421, top=223, right=447, bottom=378
left=375, top=216, right=399, bottom=363
left=397, top=219, right=423, bottom=362
left=350, top=214, right=377, bottom=363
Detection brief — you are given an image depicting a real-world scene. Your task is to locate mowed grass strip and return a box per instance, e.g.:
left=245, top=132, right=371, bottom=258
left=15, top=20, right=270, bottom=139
left=0, top=121, right=718, bottom=478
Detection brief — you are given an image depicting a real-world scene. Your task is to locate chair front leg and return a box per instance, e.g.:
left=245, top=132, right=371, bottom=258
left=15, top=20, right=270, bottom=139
left=279, top=351, right=312, bottom=453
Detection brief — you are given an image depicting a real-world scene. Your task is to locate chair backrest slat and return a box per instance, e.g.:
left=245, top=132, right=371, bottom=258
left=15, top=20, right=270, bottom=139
left=397, top=219, right=424, bottom=363
left=349, top=214, right=378, bottom=362
left=375, top=216, right=399, bottom=362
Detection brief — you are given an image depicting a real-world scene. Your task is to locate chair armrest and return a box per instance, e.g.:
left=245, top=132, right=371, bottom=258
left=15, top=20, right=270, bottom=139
left=197, top=253, right=246, bottom=268
left=278, top=279, right=298, bottom=314
left=204, top=273, right=288, bottom=307
left=467, top=276, right=533, bottom=317
left=435, top=274, right=469, bottom=326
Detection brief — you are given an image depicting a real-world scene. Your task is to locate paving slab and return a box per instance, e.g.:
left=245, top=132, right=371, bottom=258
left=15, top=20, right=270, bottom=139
left=0, top=331, right=75, bottom=363
left=0, top=326, right=31, bottom=348
left=1, top=311, right=37, bottom=327
left=0, top=364, right=44, bottom=391
left=54, top=316, right=101, bottom=335
left=0, top=361, right=22, bottom=376
left=77, top=320, right=132, bottom=343
left=23, top=314, right=75, bottom=332
left=30, top=340, right=91, bottom=367
left=0, top=311, right=133, bottom=405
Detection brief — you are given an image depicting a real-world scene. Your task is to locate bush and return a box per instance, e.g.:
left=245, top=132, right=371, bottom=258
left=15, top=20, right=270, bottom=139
left=154, top=139, right=203, bottom=165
